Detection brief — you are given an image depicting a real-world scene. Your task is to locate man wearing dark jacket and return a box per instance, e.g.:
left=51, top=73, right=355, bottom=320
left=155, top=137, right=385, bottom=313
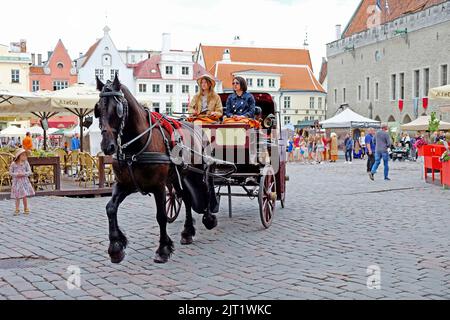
left=369, top=124, right=392, bottom=181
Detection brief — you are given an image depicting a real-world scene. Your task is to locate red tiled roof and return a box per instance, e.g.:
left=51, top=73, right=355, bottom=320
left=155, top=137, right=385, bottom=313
left=319, top=59, right=327, bottom=85
left=215, top=63, right=325, bottom=92
left=133, top=55, right=162, bottom=79
left=200, top=45, right=313, bottom=72
left=81, top=39, right=100, bottom=67
left=343, top=0, right=446, bottom=38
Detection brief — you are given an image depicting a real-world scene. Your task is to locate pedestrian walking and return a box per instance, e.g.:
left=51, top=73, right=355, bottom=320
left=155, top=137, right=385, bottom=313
left=344, top=133, right=353, bottom=164
left=369, top=124, right=392, bottom=181
left=365, top=128, right=376, bottom=173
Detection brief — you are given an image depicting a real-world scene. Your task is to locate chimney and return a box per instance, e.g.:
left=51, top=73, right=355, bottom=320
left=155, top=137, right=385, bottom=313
left=37, top=54, right=42, bottom=66
left=336, top=24, right=342, bottom=40
left=31, top=53, right=36, bottom=66
left=162, top=33, right=171, bottom=53
left=222, top=49, right=231, bottom=62
left=20, top=39, right=27, bottom=53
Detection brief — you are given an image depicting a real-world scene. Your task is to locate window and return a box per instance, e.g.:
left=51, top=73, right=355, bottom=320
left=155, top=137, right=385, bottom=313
left=166, top=84, right=173, bottom=93
left=366, top=77, right=370, bottom=100
left=375, top=82, right=379, bottom=100
left=441, top=65, right=448, bottom=86
left=343, top=88, right=346, bottom=103
left=152, top=84, right=160, bottom=93
left=102, top=54, right=112, bottom=66
left=195, top=85, right=199, bottom=93
left=95, top=69, right=104, bottom=81
left=269, top=79, right=275, bottom=88
left=358, top=85, right=362, bottom=101
left=152, top=102, right=160, bottom=113
left=131, top=55, right=136, bottom=64
left=284, top=96, right=291, bottom=109
left=400, top=73, right=405, bottom=100
left=110, top=69, right=119, bottom=81
left=11, top=70, right=19, bottom=83
left=165, top=102, right=173, bottom=115
left=318, top=97, right=323, bottom=109
left=139, top=84, right=147, bottom=93
left=182, top=67, right=189, bottom=75
left=414, top=70, right=420, bottom=98
left=53, top=80, right=68, bottom=91
left=57, top=62, right=64, bottom=69
left=391, top=74, right=397, bottom=100
left=182, top=85, right=189, bottom=94
left=284, top=116, right=291, bottom=125
left=424, top=68, right=430, bottom=97
left=257, top=79, right=264, bottom=87
left=32, top=80, right=40, bottom=92
left=246, top=79, right=253, bottom=87
left=306, top=110, right=310, bottom=115
left=182, top=103, right=189, bottom=114
left=165, top=66, right=173, bottom=75
left=334, top=89, right=337, bottom=103
left=310, top=97, right=315, bottom=109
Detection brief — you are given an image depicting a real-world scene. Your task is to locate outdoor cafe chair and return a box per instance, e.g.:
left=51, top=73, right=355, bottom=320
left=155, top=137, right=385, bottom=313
left=0, top=156, right=11, bottom=192
left=78, top=153, right=99, bottom=188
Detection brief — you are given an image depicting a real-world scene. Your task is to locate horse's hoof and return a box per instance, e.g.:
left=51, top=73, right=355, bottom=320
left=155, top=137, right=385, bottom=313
left=110, top=250, right=125, bottom=264
left=180, top=236, right=193, bottom=246
left=154, top=253, right=169, bottom=264
left=203, top=214, right=218, bottom=230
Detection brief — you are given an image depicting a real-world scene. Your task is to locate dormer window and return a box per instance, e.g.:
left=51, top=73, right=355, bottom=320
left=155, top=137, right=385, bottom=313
left=102, top=54, right=112, bottom=66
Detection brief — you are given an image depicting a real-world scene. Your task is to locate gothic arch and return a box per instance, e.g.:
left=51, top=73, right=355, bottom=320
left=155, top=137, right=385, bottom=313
left=387, top=115, right=396, bottom=122
left=402, top=114, right=412, bottom=124
left=374, top=115, right=381, bottom=122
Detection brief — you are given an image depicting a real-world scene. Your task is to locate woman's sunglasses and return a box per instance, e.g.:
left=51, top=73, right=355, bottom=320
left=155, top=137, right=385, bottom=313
left=232, top=82, right=240, bottom=85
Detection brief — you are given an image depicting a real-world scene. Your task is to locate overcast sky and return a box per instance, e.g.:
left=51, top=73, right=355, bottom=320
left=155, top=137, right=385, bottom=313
left=1, top=0, right=360, bottom=75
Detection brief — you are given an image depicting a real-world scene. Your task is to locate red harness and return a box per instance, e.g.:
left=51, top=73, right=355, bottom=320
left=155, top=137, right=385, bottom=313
left=151, top=113, right=185, bottom=147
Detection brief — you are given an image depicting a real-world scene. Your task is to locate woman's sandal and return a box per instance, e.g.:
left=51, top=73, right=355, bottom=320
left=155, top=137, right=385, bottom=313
left=14, top=209, right=20, bottom=216
left=24, top=208, right=30, bottom=215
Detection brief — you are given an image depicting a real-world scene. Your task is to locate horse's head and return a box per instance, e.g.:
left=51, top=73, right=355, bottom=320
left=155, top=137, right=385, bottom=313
left=95, top=74, right=127, bottom=155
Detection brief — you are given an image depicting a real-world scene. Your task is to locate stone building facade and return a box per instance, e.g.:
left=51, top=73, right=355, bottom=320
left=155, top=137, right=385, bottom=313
left=326, top=0, right=450, bottom=124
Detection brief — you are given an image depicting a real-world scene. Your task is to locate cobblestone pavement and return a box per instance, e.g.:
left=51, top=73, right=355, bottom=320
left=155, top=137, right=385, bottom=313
left=0, top=160, right=449, bottom=300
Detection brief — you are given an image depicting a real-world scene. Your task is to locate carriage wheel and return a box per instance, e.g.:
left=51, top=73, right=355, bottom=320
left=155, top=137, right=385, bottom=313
left=166, top=185, right=182, bottom=224
left=259, top=166, right=276, bottom=229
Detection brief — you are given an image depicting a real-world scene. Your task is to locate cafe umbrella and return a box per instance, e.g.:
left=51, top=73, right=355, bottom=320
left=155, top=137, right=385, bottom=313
left=429, top=85, right=450, bottom=113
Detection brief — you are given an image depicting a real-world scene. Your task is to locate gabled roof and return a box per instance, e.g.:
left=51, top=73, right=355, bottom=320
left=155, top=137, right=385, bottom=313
left=343, top=0, right=446, bottom=38
left=319, top=58, right=327, bottom=85
left=81, top=39, right=101, bottom=67
left=199, top=45, right=313, bottom=72
left=214, top=63, right=325, bottom=92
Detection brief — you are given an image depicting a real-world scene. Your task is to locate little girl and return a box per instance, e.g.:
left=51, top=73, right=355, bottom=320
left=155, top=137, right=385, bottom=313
left=9, top=148, right=35, bottom=215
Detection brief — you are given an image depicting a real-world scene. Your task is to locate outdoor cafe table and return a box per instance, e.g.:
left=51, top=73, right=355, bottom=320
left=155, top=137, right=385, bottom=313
left=28, top=157, right=61, bottom=190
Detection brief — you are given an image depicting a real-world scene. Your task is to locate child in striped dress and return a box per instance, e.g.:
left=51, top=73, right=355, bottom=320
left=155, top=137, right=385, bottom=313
left=9, top=148, right=35, bottom=215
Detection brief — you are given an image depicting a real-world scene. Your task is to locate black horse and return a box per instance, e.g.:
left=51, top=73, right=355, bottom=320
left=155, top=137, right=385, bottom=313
left=95, top=75, right=218, bottom=264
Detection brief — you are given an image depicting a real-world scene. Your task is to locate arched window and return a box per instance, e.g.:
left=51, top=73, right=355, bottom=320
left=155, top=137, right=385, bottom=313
left=102, top=54, right=112, bottom=66
left=387, top=115, right=396, bottom=122
left=375, top=115, right=381, bottom=122
left=57, top=62, right=64, bottom=69
left=402, top=114, right=412, bottom=124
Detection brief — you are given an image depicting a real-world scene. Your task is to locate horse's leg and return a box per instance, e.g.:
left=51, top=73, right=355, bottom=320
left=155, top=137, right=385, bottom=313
left=202, top=175, right=218, bottom=231
left=106, top=183, right=130, bottom=264
left=154, top=187, right=174, bottom=264
left=181, top=194, right=196, bottom=245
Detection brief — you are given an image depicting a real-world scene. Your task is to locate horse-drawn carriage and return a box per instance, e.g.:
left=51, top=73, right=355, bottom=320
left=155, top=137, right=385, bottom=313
left=165, top=92, right=287, bottom=229
left=95, top=75, right=287, bottom=264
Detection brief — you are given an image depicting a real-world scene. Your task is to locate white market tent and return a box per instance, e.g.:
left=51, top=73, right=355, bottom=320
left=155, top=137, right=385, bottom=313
left=0, top=126, right=27, bottom=138
left=400, top=115, right=450, bottom=131
left=428, top=85, right=450, bottom=114
left=320, top=108, right=381, bottom=129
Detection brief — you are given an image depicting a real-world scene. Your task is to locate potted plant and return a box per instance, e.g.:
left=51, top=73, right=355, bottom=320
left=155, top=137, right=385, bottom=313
left=441, top=150, right=450, bottom=188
